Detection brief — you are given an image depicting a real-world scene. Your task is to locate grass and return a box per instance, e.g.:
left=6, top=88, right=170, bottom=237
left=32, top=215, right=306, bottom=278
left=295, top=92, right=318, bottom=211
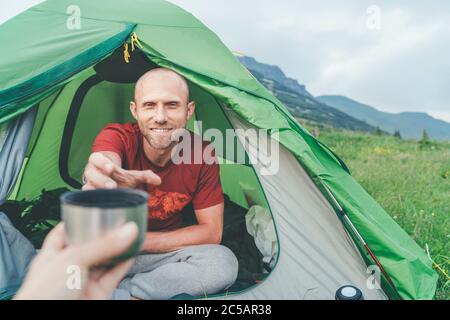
left=300, top=122, right=449, bottom=300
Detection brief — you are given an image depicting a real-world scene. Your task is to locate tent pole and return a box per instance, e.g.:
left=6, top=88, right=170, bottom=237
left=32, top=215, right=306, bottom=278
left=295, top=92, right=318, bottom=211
left=321, top=181, right=399, bottom=297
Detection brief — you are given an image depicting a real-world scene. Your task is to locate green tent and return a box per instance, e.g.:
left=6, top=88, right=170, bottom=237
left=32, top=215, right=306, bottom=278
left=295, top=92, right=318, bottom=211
left=0, top=0, right=438, bottom=300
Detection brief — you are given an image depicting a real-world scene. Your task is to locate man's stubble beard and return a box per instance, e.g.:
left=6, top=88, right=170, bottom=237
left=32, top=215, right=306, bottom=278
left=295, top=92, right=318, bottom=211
left=145, top=133, right=175, bottom=150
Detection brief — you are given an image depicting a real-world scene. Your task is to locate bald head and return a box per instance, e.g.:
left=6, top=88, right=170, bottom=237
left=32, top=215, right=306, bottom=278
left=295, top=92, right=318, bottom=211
left=134, top=68, right=190, bottom=103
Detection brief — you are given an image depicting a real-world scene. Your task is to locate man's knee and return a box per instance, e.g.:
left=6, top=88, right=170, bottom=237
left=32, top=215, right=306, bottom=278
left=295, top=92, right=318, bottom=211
left=198, top=244, right=239, bottom=290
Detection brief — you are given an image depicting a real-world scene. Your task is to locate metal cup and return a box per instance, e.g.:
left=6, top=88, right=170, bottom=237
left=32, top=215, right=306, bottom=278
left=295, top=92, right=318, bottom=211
left=60, top=188, right=148, bottom=264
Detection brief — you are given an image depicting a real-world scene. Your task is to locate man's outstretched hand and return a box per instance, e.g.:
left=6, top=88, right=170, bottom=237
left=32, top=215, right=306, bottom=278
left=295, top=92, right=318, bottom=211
left=82, top=152, right=161, bottom=190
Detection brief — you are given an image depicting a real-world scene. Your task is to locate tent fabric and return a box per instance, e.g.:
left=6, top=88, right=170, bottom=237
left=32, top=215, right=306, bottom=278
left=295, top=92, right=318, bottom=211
left=245, top=205, right=278, bottom=269
left=0, top=0, right=438, bottom=299
left=0, top=212, right=36, bottom=300
left=0, top=122, right=9, bottom=153
left=11, top=71, right=95, bottom=201
left=222, top=109, right=386, bottom=300
left=0, top=108, right=37, bottom=205
left=0, top=110, right=37, bottom=299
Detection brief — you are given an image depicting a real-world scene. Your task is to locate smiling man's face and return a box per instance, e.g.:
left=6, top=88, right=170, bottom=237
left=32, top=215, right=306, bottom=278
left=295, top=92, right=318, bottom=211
left=130, top=68, right=195, bottom=150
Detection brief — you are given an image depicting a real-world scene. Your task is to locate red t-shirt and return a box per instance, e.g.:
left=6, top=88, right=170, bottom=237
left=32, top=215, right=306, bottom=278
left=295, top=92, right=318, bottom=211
left=91, top=122, right=224, bottom=231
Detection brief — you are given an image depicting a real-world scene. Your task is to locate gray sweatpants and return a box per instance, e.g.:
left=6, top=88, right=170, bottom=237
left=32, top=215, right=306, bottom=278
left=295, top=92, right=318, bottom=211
left=112, top=244, right=239, bottom=300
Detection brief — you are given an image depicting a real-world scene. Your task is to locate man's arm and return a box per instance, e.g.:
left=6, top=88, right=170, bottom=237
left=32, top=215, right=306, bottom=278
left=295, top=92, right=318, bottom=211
left=141, top=202, right=224, bottom=253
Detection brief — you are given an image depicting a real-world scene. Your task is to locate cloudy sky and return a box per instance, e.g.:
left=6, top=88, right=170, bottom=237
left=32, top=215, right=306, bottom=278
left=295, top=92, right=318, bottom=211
left=2, top=0, right=449, bottom=122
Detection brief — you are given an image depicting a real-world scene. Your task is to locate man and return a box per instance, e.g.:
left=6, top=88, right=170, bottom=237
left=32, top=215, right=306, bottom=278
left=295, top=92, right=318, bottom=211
left=82, top=68, right=238, bottom=300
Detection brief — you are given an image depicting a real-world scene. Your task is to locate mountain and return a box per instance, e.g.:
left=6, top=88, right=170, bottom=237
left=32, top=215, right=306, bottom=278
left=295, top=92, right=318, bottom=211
left=238, top=56, right=313, bottom=97
left=316, top=95, right=450, bottom=141
left=237, top=56, right=379, bottom=133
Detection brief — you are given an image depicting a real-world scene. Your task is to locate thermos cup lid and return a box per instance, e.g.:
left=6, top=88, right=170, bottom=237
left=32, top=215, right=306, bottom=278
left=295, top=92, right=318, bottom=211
left=60, top=188, right=148, bottom=208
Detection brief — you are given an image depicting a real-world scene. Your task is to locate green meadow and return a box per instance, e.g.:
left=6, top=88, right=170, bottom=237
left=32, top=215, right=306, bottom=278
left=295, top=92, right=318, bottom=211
left=303, top=122, right=450, bottom=300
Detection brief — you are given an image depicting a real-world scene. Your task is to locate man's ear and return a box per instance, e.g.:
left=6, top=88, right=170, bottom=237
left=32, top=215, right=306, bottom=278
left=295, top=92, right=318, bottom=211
left=187, top=101, right=196, bottom=120
left=130, top=101, right=138, bottom=120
